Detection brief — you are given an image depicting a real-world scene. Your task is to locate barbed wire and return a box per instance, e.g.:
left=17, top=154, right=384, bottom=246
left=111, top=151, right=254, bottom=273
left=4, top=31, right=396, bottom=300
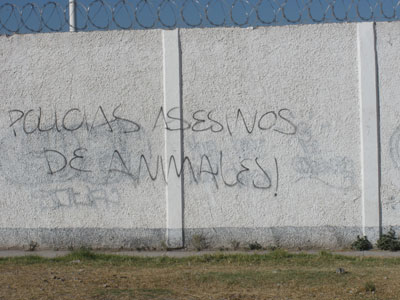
left=1, top=0, right=400, bottom=35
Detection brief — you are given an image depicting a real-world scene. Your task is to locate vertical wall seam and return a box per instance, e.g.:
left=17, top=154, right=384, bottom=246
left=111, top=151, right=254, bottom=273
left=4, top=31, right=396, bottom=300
left=373, top=23, right=383, bottom=236
left=178, top=30, right=185, bottom=246
left=162, top=29, right=184, bottom=248
left=358, top=22, right=381, bottom=240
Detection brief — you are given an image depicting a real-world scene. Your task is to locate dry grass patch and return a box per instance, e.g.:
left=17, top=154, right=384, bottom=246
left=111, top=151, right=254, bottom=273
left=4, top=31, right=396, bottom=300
left=0, top=249, right=400, bottom=299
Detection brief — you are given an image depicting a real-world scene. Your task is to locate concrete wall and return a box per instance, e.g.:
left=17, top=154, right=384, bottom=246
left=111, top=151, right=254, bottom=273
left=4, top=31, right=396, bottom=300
left=0, top=21, right=397, bottom=249
left=376, top=22, right=400, bottom=231
left=0, top=31, right=166, bottom=248
left=180, top=25, right=361, bottom=248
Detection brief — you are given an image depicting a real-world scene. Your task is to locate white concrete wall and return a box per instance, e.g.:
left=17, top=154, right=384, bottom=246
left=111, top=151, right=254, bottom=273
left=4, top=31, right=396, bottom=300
left=376, top=22, right=400, bottom=231
left=0, top=21, right=397, bottom=249
left=180, top=25, right=361, bottom=247
left=0, top=31, right=166, bottom=248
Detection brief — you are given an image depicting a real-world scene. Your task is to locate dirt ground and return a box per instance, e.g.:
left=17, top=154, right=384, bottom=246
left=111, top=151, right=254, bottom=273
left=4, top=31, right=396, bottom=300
left=1, top=250, right=400, bottom=300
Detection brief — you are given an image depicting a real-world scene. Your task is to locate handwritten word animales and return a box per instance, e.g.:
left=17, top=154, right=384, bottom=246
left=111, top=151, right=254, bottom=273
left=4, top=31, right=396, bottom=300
left=43, top=148, right=279, bottom=192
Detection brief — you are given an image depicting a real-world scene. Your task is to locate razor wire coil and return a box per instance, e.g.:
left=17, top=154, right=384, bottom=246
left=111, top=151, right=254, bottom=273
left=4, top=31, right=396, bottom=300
left=1, top=0, right=400, bottom=35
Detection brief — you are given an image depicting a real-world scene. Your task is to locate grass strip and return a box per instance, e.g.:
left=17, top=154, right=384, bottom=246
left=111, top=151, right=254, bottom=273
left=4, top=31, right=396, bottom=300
left=1, top=248, right=400, bottom=267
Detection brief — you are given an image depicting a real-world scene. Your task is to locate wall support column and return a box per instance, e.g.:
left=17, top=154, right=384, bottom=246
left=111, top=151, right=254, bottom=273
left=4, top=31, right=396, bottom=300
left=358, top=22, right=381, bottom=241
left=163, top=29, right=184, bottom=248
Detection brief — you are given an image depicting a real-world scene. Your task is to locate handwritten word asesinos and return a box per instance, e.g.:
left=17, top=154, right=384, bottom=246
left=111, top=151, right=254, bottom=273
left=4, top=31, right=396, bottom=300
left=153, top=107, right=297, bottom=135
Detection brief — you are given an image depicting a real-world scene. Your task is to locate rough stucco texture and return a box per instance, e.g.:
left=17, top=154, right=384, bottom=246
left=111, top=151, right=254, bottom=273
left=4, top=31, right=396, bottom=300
left=376, top=22, right=400, bottom=229
left=0, top=30, right=166, bottom=248
left=180, top=24, right=362, bottom=247
left=0, top=22, right=366, bottom=249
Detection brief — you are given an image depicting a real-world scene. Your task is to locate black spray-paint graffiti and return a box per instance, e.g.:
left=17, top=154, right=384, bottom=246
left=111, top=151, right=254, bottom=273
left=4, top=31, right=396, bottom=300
left=1, top=105, right=294, bottom=209
left=42, top=147, right=279, bottom=194
left=153, top=107, right=297, bottom=135
left=8, top=106, right=297, bottom=137
left=8, top=105, right=140, bottom=137
left=292, top=122, right=356, bottom=190
left=0, top=117, right=140, bottom=186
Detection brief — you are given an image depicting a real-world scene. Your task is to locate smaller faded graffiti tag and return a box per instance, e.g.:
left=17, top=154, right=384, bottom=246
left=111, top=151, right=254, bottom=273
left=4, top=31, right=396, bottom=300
left=390, top=125, right=400, bottom=170
left=32, top=185, right=121, bottom=210
left=292, top=122, right=356, bottom=190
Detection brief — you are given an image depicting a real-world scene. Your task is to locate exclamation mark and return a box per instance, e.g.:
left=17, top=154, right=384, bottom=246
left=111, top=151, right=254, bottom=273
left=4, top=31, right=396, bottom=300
left=274, top=157, right=279, bottom=197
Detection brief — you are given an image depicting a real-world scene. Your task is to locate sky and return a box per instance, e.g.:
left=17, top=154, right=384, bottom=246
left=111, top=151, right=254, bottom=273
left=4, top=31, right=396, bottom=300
left=0, top=0, right=399, bottom=35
